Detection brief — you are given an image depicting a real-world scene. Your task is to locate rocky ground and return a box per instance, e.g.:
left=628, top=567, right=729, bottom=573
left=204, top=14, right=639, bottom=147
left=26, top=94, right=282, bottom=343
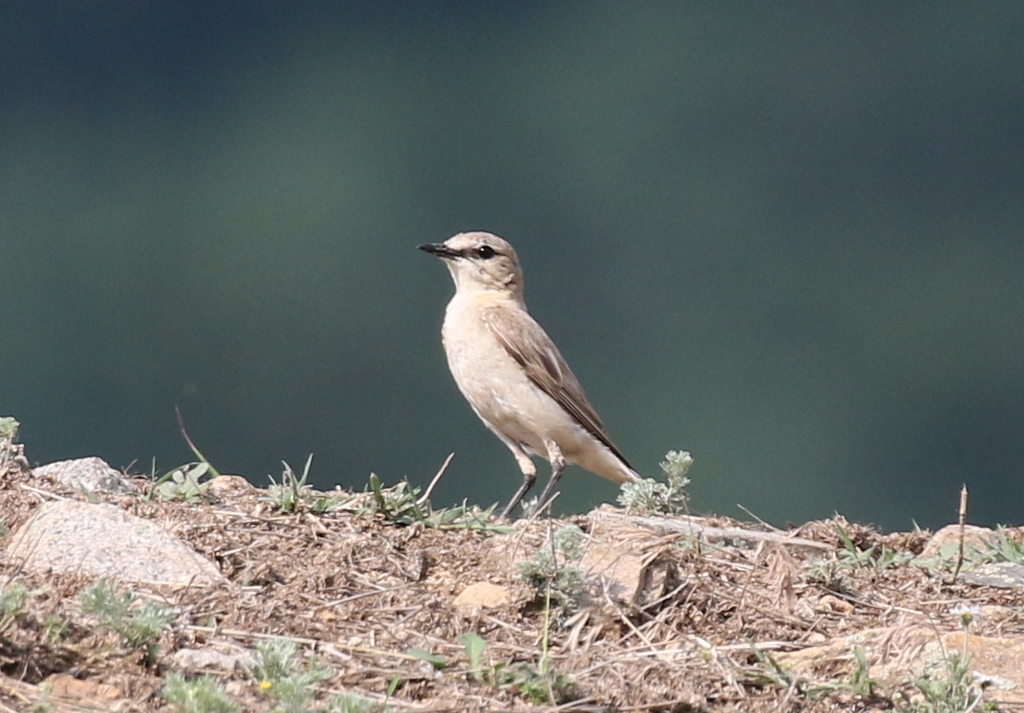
left=1, top=422, right=1023, bottom=712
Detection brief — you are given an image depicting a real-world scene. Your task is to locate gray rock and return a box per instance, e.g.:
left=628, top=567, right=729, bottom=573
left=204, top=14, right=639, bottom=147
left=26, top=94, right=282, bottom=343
left=33, top=456, right=139, bottom=494
left=170, top=647, right=255, bottom=673
left=6, top=500, right=226, bottom=587
left=961, top=561, right=1024, bottom=589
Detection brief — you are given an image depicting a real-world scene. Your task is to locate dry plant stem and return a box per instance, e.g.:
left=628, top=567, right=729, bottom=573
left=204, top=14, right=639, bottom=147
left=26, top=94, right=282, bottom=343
left=17, top=485, right=68, bottom=501
left=604, top=585, right=656, bottom=650
left=174, top=406, right=221, bottom=477
left=815, top=588, right=928, bottom=617
left=591, top=511, right=833, bottom=554
left=735, top=540, right=768, bottom=625
left=950, top=483, right=969, bottom=584
left=313, top=584, right=408, bottom=610
left=416, top=452, right=455, bottom=506
left=504, top=491, right=562, bottom=566
left=529, top=491, right=561, bottom=523
left=550, top=697, right=597, bottom=710
left=183, top=623, right=429, bottom=663
left=618, top=697, right=719, bottom=712
left=735, top=503, right=779, bottom=531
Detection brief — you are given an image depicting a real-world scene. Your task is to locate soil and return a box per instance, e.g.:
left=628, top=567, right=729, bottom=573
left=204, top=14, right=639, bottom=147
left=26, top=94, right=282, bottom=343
left=0, top=450, right=1022, bottom=713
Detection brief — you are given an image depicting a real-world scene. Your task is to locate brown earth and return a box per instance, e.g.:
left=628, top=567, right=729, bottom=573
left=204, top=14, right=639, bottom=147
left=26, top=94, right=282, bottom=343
left=1, top=445, right=1022, bottom=712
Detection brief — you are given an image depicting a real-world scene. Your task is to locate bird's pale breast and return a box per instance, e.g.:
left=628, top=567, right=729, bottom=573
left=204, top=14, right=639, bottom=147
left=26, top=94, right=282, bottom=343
left=441, top=296, right=583, bottom=457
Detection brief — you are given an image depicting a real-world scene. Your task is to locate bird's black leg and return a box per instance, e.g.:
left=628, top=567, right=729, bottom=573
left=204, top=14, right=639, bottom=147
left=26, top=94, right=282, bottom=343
left=500, top=471, right=537, bottom=519
left=533, top=440, right=567, bottom=516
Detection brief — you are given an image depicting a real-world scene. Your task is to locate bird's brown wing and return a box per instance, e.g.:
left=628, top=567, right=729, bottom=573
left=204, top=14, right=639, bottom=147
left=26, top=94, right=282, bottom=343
left=481, top=304, right=634, bottom=469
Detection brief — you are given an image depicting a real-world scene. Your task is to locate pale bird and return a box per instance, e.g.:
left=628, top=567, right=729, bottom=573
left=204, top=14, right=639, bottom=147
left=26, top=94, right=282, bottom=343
left=419, top=231, right=641, bottom=518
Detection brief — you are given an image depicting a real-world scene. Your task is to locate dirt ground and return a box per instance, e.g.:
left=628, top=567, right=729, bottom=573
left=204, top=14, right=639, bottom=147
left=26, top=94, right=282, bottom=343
left=0, top=444, right=1022, bottom=712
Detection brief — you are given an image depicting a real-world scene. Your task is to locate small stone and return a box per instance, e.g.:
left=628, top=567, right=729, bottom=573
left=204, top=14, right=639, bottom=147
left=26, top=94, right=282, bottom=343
left=225, top=680, right=248, bottom=696
left=817, top=594, right=854, bottom=613
left=45, top=673, right=121, bottom=700
left=171, top=647, right=255, bottom=673
left=207, top=475, right=253, bottom=493
left=453, top=582, right=510, bottom=613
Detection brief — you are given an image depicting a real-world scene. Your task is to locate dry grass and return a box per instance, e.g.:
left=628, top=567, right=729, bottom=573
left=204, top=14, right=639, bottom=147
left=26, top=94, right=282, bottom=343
left=0, top=456, right=1022, bottom=712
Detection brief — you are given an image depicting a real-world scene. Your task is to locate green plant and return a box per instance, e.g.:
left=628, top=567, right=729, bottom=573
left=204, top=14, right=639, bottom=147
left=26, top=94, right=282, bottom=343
left=843, top=645, right=879, bottom=698
left=744, top=643, right=883, bottom=703
left=461, top=632, right=486, bottom=682
left=873, top=546, right=915, bottom=570
left=803, top=556, right=849, bottom=594
left=0, top=417, right=18, bottom=443
left=0, top=417, right=26, bottom=476
left=42, top=614, right=69, bottom=643
left=150, top=462, right=215, bottom=502
left=250, top=637, right=333, bottom=713
left=251, top=637, right=301, bottom=683
left=805, top=528, right=914, bottom=594
left=364, top=473, right=427, bottom=524
left=972, top=526, right=1024, bottom=566
left=130, top=601, right=176, bottom=646
left=429, top=501, right=509, bottom=530
left=79, top=579, right=174, bottom=662
left=327, top=692, right=379, bottom=713
left=743, top=617, right=987, bottom=711
left=897, top=610, right=993, bottom=713
left=360, top=474, right=512, bottom=532
left=835, top=526, right=879, bottom=568
left=500, top=589, right=575, bottom=705
left=0, top=583, right=28, bottom=631
left=517, top=525, right=586, bottom=612
left=270, top=664, right=333, bottom=713
left=618, top=450, right=693, bottom=515
left=913, top=525, right=1024, bottom=575
left=456, top=627, right=574, bottom=706
left=744, top=644, right=800, bottom=691
left=896, top=651, right=987, bottom=713
left=458, top=606, right=575, bottom=705
left=804, top=645, right=880, bottom=699
left=265, top=455, right=316, bottom=514
left=405, top=646, right=448, bottom=670
left=821, top=525, right=914, bottom=572
left=174, top=408, right=223, bottom=479
left=308, top=491, right=345, bottom=514
left=162, top=672, right=238, bottom=713
left=500, top=536, right=583, bottom=704
left=30, top=683, right=53, bottom=713
left=262, top=456, right=347, bottom=514
left=0, top=583, right=28, bottom=616
left=494, top=659, right=575, bottom=706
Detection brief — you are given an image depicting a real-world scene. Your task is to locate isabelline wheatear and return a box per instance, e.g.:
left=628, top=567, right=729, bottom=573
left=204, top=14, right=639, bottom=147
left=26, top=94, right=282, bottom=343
left=419, top=231, right=641, bottom=518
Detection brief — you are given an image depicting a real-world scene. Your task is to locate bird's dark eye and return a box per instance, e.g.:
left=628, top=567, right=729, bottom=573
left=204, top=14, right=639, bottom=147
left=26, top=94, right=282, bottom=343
left=475, top=245, right=496, bottom=259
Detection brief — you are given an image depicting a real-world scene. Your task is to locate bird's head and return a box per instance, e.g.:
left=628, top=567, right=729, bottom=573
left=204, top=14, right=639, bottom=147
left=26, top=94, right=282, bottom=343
left=419, top=232, right=524, bottom=298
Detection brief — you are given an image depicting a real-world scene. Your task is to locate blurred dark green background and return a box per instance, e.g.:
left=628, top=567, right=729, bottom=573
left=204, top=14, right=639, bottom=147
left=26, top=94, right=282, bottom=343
left=3, top=3, right=1023, bottom=531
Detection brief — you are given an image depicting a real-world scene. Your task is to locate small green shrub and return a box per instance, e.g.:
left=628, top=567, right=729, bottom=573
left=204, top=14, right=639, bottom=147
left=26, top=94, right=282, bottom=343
left=79, top=579, right=174, bottom=662
left=618, top=450, right=692, bottom=515
left=162, top=672, right=238, bottom=713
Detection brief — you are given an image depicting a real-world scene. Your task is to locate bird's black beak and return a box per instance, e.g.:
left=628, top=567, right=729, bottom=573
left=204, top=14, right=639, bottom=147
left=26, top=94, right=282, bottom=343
left=418, top=242, right=462, bottom=259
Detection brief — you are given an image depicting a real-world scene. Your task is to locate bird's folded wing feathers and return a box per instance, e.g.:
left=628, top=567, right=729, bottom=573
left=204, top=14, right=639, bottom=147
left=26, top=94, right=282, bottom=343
left=481, top=304, right=634, bottom=469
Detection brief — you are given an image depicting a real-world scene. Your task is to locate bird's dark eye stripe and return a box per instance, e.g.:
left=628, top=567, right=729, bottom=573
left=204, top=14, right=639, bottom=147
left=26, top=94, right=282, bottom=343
left=475, top=245, right=497, bottom=259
